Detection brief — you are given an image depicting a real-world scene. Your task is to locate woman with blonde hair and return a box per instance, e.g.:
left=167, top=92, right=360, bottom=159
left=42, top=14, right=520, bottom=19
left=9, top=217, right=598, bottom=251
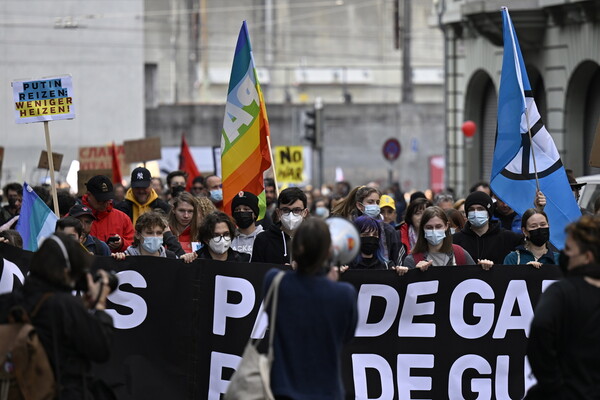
left=168, top=192, right=199, bottom=253
left=196, top=196, right=217, bottom=224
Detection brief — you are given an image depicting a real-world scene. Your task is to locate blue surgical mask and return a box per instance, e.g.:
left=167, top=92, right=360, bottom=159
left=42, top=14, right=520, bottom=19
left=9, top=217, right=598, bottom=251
left=468, top=210, right=489, bottom=228
left=362, top=204, right=380, bottom=218
left=315, top=206, right=329, bottom=218
left=142, top=236, right=163, bottom=253
left=210, top=189, right=223, bottom=202
left=424, top=229, right=446, bottom=246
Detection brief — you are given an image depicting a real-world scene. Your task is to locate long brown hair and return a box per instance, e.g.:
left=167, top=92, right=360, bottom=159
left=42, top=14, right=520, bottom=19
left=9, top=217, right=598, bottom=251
left=169, top=192, right=199, bottom=239
left=331, top=186, right=381, bottom=219
left=412, top=206, right=453, bottom=254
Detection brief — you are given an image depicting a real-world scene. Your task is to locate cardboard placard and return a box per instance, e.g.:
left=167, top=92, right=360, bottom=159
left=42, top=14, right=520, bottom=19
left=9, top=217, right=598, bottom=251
left=589, top=118, right=600, bottom=168
left=38, top=150, right=63, bottom=171
left=124, top=137, right=161, bottom=163
left=77, top=169, right=113, bottom=197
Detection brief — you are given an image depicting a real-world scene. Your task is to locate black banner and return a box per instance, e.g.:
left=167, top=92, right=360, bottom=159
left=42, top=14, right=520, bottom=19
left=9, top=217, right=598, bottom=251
left=0, top=243, right=562, bottom=399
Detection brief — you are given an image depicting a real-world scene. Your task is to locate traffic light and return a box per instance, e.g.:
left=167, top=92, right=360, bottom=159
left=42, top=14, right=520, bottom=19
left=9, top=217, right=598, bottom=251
left=304, top=109, right=317, bottom=145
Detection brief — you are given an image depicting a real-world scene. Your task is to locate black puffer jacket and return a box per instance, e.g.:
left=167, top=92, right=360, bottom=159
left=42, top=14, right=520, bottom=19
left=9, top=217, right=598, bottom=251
left=0, top=275, right=114, bottom=400
left=452, top=220, right=523, bottom=264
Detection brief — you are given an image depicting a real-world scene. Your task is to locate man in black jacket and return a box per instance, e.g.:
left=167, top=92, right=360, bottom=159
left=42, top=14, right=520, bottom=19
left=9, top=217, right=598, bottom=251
left=251, top=187, right=308, bottom=265
left=116, top=167, right=171, bottom=225
left=453, top=191, right=523, bottom=264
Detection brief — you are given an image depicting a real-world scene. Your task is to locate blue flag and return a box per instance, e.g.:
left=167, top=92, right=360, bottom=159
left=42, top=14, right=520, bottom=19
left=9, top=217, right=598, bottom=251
left=490, top=8, right=580, bottom=249
left=15, top=183, right=58, bottom=251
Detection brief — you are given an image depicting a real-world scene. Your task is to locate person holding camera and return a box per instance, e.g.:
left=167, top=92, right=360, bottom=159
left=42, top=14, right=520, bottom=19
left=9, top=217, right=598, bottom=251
left=0, top=232, right=115, bottom=399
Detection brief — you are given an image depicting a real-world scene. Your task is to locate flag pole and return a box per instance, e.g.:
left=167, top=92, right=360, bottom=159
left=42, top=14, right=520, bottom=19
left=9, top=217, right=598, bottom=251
left=266, top=135, right=279, bottom=197
left=524, top=108, right=541, bottom=192
left=43, top=121, right=60, bottom=217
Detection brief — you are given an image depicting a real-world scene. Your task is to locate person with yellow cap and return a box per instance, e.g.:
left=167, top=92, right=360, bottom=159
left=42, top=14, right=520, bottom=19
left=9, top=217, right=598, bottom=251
left=379, top=195, right=398, bottom=227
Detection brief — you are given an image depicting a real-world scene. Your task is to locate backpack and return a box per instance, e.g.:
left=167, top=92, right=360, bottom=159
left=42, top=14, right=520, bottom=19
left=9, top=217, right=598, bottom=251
left=0, top=293, right=56, bottom=400
left=412, top=244, right=468, bottom=266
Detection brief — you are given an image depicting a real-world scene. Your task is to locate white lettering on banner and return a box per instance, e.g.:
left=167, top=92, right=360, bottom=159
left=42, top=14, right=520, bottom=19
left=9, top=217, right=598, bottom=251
left=542, top=279, right=558, bottom=292
left=105, top=270, right=148, bottom=329
left=355, top=284, right=399, bottom=337
left=398, top=281, right=439, bottom=337
left=213, top=276, right=255, bottom=336
left=208, top=351, right=241, bottom=400
left=523, top=356, right=537, bottom=395
left=495, top=355, right=511, bottom=400
left=493, top=280, right=534, bottom=338
left=222, top=102, right=253, bottom=144
left=249, top=299, right=268, bottom=340
left=448, top=354, right=492, bottom=400
left=351, top=354, right=395, bottom=400
left=0, top=259, right=25, bottom=295
left=397, top=354, right=434, bottom=399
left=450, top=279, right=495, bottom=339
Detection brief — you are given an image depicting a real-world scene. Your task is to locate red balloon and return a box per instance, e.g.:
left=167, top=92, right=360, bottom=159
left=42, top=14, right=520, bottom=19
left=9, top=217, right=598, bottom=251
left=462, top=120, right=477, bottom=138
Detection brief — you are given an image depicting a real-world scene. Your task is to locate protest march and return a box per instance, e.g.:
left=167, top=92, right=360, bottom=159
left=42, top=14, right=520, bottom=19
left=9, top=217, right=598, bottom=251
left=1, top=3, right=600, bottom=400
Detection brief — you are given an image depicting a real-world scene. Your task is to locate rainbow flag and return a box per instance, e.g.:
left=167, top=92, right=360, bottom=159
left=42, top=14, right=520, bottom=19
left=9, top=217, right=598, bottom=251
left=221, top=21, right=272, bottom=219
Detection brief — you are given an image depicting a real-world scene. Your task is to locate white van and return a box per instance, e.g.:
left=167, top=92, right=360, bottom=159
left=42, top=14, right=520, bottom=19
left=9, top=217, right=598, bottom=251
left=576, top=174, right=600, bottom=213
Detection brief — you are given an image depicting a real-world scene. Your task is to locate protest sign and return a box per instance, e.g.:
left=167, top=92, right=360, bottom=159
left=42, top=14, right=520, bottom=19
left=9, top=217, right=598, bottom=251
left=12, top=75, right=75, bottom=124
left=124, top=137, right=161, bottom=164
left=275, top=146, right=306, bottom=184
left=37, top=150, right=63, bottom=171
left=79, top=144, right=126, bottom=171
left=0, top=243, right=561, bottom=400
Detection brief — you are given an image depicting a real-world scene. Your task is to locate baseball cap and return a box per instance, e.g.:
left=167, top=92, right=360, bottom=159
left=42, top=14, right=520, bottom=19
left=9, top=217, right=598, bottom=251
left=131, top=167, right=151, bottom=188
left=85, top=175, right=114, bottom=202
left=68, top=203, right=97, bottom=220
left=379, top=195, right=396, bottom=210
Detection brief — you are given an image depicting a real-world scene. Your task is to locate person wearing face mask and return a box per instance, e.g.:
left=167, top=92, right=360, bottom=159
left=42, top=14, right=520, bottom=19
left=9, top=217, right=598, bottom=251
left=403, top=206, right=476, bottom=270
left=205, top=174, right=223, bottom=211
left=311, top=197, right=330, bottom=219
left=192, top=211, right=249, bottom=262
left=251, top=187, right=308, bottom=265
left=112, top=211, right=178, bottom=259
left=331, top=186, right=402, bottom=266
left=346, top=216, right=392, bottom=270
left=230, top=191, right=263, bottom=256
left=452, top=191, right=523, bottom=265
left=525, top=215, right=600, bottom=399
left=503, top=209, right=558, bottom=267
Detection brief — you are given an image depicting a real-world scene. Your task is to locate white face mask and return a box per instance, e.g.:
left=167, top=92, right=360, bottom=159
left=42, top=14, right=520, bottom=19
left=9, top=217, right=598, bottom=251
left=142, top=236, right=163, bottom=253
left=468, top=210, right=489, bottom=228
left=424, top=229, right=446, bottom=246
left=209, top=236, right=231, bottom=254
left=281, top=213, right=303, bottom=231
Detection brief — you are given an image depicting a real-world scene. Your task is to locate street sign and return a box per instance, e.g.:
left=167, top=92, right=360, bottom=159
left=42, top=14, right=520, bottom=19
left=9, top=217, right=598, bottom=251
left=382, top=138, right=401, bottom=161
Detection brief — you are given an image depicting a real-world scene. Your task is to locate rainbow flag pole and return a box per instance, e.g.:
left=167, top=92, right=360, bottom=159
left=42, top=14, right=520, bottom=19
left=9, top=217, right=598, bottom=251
left=221, top=21, right=273, bottom=219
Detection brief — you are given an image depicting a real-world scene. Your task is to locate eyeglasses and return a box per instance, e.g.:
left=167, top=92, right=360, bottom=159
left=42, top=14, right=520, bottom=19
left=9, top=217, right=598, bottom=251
left=280, top=207, right=304, bottom=216
left=212, top=233, right=231, bottom=242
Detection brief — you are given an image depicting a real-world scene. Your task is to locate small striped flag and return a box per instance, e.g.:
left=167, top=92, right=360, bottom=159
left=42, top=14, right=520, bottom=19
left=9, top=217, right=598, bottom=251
left=16, top=183, right=58, bottom=251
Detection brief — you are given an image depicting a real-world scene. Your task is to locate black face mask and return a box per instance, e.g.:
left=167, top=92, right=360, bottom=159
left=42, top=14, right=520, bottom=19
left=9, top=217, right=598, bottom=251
left=527, top=227, right=550, bottom=247
left=7, top=198, right=19, bottom=208
left=361, top=237, right=379, bottom=255
left=233, top=211, right=255, bottom=229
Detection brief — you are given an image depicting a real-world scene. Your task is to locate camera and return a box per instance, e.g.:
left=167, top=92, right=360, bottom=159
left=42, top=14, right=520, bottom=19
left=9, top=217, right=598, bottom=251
left=75, top=269, right=119, bottom=293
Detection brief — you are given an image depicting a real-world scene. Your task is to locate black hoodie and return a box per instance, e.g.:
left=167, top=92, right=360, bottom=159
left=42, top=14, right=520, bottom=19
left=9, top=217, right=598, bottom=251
left=452, top=220, right=523, bottom=264
left=250, top=223, right=292, bottom=265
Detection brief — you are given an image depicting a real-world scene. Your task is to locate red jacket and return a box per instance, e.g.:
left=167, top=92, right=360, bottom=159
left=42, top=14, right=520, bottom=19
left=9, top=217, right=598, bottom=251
left=173, top=224, right=193, bottom=254
left=82, top=195, right=134, bottom=252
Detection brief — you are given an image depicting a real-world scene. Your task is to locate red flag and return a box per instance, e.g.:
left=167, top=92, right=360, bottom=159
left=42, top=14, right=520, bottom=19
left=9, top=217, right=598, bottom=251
left=179, top=134, right=201, bottom=191
left=111, top=142, right=123, bottom=185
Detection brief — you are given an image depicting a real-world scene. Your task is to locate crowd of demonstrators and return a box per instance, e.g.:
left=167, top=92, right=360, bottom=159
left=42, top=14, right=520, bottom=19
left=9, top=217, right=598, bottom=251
left=503, top=208, right=558, bottom=267
left=251, top=187, right=308, bottom=265
left=526, top=215, right=600, bottom=399
left=402, top=206, right=482, bottom=270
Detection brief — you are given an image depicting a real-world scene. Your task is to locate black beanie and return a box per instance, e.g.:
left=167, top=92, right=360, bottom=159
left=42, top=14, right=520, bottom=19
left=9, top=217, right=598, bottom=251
left=464, top=191, right=494, bottom=218
left=231, top=191, right=260, bottom=217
